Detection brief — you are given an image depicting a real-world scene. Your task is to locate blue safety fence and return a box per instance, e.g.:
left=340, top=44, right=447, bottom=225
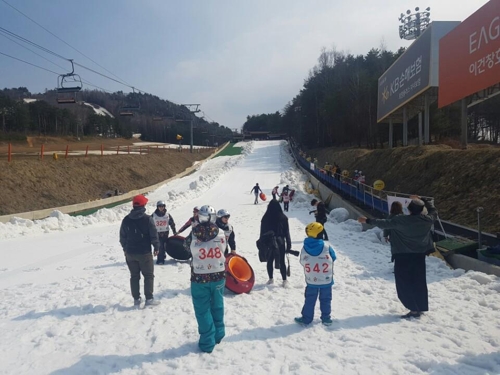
left=291, top=146, right=389, bottom=216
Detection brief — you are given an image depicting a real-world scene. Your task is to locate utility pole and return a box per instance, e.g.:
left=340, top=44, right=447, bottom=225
left=180, top=104, right=200, bottom=153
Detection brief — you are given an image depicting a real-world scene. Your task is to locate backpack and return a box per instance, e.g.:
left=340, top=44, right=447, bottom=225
left=256, top=230, right=278, bottom=262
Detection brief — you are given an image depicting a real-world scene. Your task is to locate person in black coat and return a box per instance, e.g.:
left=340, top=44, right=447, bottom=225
left=260, top=199, right=292, bottom=288
left=310, top=199, right=329, bottom=240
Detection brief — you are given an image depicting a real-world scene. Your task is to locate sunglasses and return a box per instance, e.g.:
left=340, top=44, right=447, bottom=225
left=222, top=215, right=230, bottom=219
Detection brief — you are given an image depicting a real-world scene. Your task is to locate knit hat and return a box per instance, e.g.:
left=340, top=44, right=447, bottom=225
left=132, top=195, right=148, bottom=207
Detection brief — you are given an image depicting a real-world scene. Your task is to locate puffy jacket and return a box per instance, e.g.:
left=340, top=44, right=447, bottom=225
left=300, top=238, right=337, bottom=287
left=120, top=207, right=160, bottom=254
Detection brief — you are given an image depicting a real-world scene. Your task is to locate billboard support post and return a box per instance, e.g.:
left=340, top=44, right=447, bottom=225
left=403, top=107, right=408, bottom=146
left=461, top=98, right=468, bottom=149
left=424, top=93, right=430, bottom=144
left=418, top=112, right=423, bottom=146
left=389, top=119, right=393, bottom=149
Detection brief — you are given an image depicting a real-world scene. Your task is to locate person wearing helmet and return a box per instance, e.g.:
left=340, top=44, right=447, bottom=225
left=119, top=195, right=160, bottom=307
left=295, top=222, right=337, bottom=326
left=178, top=206, right=201, bottom=235
left=188, top=205, right=227, bottom=353
left=250, top=183, right=262, bottom=205
left=152, top=201, right=177, bottom=265
left=215, top=209, right=236, bottom=255
left=310, top=199, right=329, bottom=240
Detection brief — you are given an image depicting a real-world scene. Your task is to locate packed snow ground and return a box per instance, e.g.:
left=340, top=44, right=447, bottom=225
left=0, top=141, right=499, bottom=375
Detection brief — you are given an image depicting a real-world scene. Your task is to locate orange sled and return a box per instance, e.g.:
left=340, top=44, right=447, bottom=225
left=225, top=254, right=255, bottom=294
left=260, top=192, right=267, bottom=201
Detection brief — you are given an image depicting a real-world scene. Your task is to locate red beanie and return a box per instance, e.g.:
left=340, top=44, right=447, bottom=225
left=132, top=195, right=148, bottom=207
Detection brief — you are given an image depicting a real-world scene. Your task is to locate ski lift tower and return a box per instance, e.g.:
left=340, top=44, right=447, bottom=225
left=180, top=104, right=201, bottom=153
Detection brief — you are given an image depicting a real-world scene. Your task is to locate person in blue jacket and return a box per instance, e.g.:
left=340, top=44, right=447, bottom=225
left=295, top=222, right=337, bottom=326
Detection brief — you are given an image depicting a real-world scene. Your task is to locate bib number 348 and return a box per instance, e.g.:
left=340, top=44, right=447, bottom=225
left=199, top=247, right=222, bottom=260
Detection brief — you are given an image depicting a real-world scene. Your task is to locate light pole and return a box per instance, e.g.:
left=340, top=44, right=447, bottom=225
left=180, top=104, right=200, bottom=153
left=398, top=7, right=431, bottom=41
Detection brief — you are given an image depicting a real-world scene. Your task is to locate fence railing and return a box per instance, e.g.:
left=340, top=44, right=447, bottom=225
left=1, top=143, right=217, bottom=162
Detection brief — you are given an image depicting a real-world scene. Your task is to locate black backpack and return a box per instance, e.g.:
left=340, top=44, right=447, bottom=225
left=256, top=230, right=278, bottom=262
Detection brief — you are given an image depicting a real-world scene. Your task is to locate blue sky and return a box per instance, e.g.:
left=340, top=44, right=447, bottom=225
left=0, top=0, right=490, bottom=129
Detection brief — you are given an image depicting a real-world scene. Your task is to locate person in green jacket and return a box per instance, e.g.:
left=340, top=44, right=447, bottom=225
left=358, top=195, right=437, bottom=319
left=383, top=201, right=404, bottom=247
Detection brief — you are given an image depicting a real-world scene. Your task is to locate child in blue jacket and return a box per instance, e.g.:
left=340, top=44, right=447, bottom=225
left=295, top=222, right=337, bottom=326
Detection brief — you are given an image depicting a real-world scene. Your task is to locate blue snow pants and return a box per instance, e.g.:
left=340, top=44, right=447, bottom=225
left=191, top=279, right=225, bottom=353
left=301, top=286, right=332, bottom=324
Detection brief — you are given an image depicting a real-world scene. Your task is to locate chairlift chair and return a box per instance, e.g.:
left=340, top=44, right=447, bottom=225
left=56, top=60, right=82, bottom=104
left=119, top=87, right=141, bottom=116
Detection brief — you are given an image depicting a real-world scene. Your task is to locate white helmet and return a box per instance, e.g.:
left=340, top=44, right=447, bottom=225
left=156, top=200, right=166, bottom=207
left=217, top=208, right=230, bottom=218
left=198, top=205, right=216, bottom=223
left=359, top=171, right=363, bottom=174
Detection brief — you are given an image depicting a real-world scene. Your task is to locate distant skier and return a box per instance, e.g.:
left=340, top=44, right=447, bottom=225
left=310, top=199, right=329, bottom=240
left=250, top=183, right=262, bottom=204
left=151, top=201, right=177, bottom=265
left=282, top=191, right=290, bottom=212
left=119, top=195, right=160, bottom=307
left=215, top=208, right=236, bottom=256
left=272, top=186, right=279, bottom=200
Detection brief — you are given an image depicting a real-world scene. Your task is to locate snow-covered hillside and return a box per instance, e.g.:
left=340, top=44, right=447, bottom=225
left=0, top=141, right=499, bottom=375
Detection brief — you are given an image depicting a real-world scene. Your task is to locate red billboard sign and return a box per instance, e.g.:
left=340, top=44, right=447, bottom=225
left=438, top=0, right=500, bottom=108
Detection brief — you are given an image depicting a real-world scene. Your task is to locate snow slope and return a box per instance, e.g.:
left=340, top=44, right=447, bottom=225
left=0, top=141, right=499, bottom=375
left=82, top=102, right=115, bottom=118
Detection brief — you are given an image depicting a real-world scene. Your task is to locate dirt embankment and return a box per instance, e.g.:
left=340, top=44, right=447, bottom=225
left=308, top=145, right=500, bottom=234
left=0, top=150, right=212, bottom=215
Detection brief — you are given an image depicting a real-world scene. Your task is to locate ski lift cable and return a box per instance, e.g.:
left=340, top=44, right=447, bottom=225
left=0, top=50, right=112, bottom=94
left=0, top=26, right=69, bottom=61
left=0, top=31, right=71, bottom=73
left=0, top=27, right=193, bottom=116
left=0, top=0, right=132, bottom=87
left=0, top=50, right=60, bottom=75
left=0, top=26, right=133, bottom=91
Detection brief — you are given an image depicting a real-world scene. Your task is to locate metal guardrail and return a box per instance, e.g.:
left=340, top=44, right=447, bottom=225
left=289, top=143, right=499, bottom=248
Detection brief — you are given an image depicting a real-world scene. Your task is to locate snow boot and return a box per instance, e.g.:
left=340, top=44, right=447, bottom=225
left=145, top=299, right=161, bottom=307
left=134, top=298, right=142, bottom=307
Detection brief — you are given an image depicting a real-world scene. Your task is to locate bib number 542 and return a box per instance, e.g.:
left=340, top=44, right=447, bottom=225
left=304, top=263, right=329, bottom=273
